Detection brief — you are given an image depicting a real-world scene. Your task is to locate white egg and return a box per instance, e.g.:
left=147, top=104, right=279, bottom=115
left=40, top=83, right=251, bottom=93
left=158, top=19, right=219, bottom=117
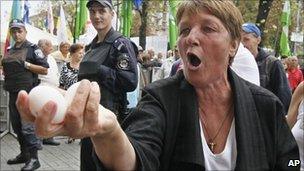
left=65, top=82, right=81, bottom=106
left=28, top=86, right=67, bottom=124
left=98, top=104, right=112, bottom=116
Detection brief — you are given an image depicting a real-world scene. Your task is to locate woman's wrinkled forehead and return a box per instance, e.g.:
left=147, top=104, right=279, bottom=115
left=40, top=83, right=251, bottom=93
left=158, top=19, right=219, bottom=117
left=176, top=0, right=243, bottom=42
left=177, top=2, right=212, bottom=25
left=178, top=7, right=212, bottom=22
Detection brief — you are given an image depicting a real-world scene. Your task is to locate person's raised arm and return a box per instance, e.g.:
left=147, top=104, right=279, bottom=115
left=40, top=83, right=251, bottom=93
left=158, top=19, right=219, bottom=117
left=16, top=80, right=136, bottom=170
left=286, top=81, right=304, bottom=128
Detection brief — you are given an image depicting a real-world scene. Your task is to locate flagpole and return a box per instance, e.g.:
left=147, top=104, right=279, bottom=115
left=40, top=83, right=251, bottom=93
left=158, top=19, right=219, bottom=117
left=74, top=0, right=79, bottom=43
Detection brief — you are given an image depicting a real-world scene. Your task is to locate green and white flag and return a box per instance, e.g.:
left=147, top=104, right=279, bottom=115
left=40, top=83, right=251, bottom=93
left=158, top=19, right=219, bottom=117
left=4, top=0, right=22, bottom=55
left=74, top=0, right=88, bottom=42
left=279, top=0, right=291, bottom=57
left=120, top=0, right=133, bottom=38
left=169, top=0, right=178, bottom=50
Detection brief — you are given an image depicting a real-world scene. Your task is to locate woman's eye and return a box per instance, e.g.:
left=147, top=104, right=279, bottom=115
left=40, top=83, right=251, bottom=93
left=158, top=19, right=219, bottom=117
left=203, top=26, right=215, bottom=33
left=179, top=28, right=190, bottom=36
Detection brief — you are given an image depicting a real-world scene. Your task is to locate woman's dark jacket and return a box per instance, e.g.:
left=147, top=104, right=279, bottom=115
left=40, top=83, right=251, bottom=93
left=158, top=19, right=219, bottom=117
left=95, top=69, right=300, bottom=170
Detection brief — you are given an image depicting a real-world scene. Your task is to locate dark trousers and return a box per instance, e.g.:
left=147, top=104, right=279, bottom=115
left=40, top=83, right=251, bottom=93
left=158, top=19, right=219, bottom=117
left=9, top=92, right=42, bottom=156
left=80, top=107, right=129, bottom=170
left=80, top=138, right=96, bottom=171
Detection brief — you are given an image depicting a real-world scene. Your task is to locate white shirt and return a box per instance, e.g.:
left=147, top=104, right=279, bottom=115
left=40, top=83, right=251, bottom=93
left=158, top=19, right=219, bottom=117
left=39, top=55, right=59, bottom=87
left=153, top=56, right=177, bottom=81
left=291, top=100, right=304, bottom=170
left=127, top=63, right=141, bottom=108
left=200, top=119, right=237, bottom=171
left=231, top=43, right=260, bottom=86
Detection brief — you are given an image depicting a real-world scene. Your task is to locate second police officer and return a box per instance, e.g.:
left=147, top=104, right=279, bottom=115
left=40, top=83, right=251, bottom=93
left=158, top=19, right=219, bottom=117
left=78, top=0, right=138, bottom=170
left=2, top=19, right=49, bottom=171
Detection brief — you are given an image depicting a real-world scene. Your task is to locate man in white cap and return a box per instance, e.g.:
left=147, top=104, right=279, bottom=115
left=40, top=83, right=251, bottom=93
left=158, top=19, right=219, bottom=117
left=241, top=22, right=291, bottom=113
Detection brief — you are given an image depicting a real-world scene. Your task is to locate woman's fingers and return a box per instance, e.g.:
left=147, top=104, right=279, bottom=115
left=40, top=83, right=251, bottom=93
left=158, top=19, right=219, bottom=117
left=35, top=101, right=60, bottom=137
left=16, top=90, right=36, bottom=122
left=64, top=80, right=91, bottom=137
left=34, top=101, right=66, bottom=138
left=83, top=82, right=101, bottom=135
left=17, top=80, right=112, bottom=139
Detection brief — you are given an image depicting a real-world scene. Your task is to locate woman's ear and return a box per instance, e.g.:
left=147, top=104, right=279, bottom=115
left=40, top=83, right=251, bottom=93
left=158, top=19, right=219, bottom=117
left=229, top=40, right=239, bottom=58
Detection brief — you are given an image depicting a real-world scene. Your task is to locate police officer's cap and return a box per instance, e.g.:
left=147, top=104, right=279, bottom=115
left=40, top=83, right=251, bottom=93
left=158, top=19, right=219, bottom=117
left=9, top=19, right=26, bottom=29
left=87, top=0, right=113, bottom=10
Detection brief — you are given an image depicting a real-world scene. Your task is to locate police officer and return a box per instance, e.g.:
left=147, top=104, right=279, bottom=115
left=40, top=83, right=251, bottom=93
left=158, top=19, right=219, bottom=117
left=78, top=0, right=138, bottom=170
left=2, top=19, right=49, bottom=171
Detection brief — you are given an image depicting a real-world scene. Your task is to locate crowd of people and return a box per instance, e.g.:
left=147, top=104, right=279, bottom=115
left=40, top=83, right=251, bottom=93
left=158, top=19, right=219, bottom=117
left=0, top=0, right=303, bottom=170
left=0, top=17, right=88, bottom=170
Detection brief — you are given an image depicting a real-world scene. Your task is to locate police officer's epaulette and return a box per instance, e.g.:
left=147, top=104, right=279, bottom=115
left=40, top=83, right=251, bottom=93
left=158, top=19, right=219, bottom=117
left=113, top=38, right=127, bottom=52
left=27, top=42, right=44, bottom=58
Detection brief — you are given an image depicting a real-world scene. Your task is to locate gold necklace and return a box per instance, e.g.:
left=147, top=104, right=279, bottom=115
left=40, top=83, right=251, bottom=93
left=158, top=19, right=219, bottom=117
left=199, top=104, right=233, bottom=153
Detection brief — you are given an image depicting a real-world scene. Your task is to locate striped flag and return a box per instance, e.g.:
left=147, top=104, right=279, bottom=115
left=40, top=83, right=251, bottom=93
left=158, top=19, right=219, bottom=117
left=279, top=0, right=291, bottom=57
left=23, top=0, right=30, bottom=23
left=74, top=0, right=88, bottom=42
left=168, top=0, right=178, bottom=50
left=45, top=0, right=54, bottom=34
left=4, top=0, right=22, bottom=55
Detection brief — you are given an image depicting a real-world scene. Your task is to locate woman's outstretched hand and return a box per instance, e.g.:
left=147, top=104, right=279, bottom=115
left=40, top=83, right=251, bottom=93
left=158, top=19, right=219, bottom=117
left=16, top=80, right=119, bottom=139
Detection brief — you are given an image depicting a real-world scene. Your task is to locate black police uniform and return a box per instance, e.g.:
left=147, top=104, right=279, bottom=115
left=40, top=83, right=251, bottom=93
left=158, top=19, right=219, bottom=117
left=78, top=28, right=138, bottom=170
left=2, top=40, right=49, bottom=159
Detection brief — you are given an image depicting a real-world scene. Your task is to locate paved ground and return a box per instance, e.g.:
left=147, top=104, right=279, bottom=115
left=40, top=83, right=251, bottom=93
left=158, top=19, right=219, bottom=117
left=1, top=134, right=80, bottom=170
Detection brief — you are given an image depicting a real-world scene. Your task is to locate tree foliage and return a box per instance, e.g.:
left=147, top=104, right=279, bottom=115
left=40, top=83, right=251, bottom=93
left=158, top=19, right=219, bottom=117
left=31, top=0, right=76, bottom=35
left=131, top=0, right=166, bottom=49
left=237, top=0, right=301, bottom=50
left=137, top=0, right=148, bottom=49
left=256, top=0, right=274, bottom=44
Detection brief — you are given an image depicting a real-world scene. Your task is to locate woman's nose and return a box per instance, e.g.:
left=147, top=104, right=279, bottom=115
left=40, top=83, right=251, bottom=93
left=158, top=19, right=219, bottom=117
left=186, top=28, right=200, bottom=47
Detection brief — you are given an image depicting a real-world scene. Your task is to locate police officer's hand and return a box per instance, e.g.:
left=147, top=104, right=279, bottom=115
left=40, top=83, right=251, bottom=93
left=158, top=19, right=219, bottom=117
left=16, top=80, right=120, bottom=139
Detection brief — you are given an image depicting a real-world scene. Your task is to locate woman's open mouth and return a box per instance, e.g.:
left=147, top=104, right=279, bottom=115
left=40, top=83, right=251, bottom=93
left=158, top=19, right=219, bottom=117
left=187, top=52, right=201, bottom=70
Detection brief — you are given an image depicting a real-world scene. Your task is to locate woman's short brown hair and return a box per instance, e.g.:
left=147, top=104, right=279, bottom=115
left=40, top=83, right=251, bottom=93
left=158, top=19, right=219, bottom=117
left=69, top=43, right=84, bottom=54
left=176, top=0, right=244, bottom=43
